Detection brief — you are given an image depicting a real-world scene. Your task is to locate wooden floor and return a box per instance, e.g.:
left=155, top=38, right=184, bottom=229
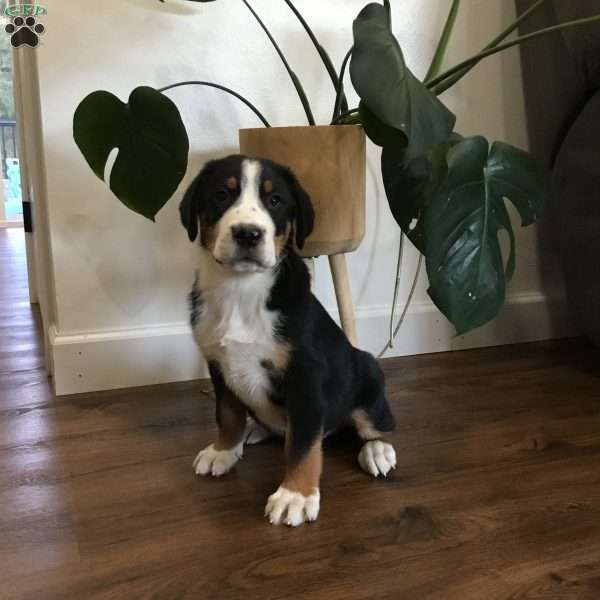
left=3, top=228, right=600, bottom=599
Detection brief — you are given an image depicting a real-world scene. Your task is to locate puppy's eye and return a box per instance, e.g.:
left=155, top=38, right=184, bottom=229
left=269, top=194, right=282, bottom=208
left=215, top=189, right=229, bottom=202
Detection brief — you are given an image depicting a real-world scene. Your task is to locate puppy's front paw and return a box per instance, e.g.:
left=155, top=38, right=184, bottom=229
left=265, top=486, right=320, bottom=527
left=192, top=443, right=242, bottom=477
left=358, top=440, right=397, bottom=477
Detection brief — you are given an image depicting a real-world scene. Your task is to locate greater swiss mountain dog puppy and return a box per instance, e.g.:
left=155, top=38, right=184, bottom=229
left=180, top=155, right=396, bottom=527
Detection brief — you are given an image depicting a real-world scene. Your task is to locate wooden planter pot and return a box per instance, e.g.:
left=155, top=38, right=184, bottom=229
left=239, top=125, right=366, bottom=257
left=239, top=125, right=367, bottom=345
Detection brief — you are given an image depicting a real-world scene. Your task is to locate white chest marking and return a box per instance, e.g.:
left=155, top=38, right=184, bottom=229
left=192, top=251, right=287, bottom=434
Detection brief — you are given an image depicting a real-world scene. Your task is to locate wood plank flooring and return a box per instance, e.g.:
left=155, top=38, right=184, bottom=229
left=2, top=228, right=600, bottom=599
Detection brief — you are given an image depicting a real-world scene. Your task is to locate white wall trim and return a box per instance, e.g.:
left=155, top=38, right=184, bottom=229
left=49, top=321, right=207, bottom=396
left=0, top=220, right=23, bottom=228
left=355, top=292, right=574, bottom=358
left=49, top=292, right=575, bottom=396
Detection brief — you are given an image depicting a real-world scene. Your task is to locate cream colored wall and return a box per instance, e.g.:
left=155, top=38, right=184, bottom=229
left=37, top=1, right=570, bottom=394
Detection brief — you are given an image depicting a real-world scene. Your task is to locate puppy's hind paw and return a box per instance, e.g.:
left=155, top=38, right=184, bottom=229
left=358, top=440, right=397, bottom=478
left=244, top=417, right=272, bottom=446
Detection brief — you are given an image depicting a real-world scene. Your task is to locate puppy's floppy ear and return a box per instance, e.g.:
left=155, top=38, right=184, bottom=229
left=179, top=176, right=200, bottom=242
left=283, top=167, right=315, bottom=251
left=179, top=162, right=213, bottom=242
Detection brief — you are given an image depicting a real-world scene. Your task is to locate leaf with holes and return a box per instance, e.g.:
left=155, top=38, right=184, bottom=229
left=424, top=136, right=547, bottom=334
left=73, top=86, right=189, bottom=220
left=381, top=135, right=460, bottom=252
left=351, top=3, right=455, bottom=155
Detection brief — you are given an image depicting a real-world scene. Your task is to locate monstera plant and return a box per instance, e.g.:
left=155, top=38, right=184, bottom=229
left=73, top=0, right=600, bottom=339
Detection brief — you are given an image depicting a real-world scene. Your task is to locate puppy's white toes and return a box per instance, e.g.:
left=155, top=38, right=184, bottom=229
left=358, top=443, right=379, bottom=477
left=358, top=440, right=397, bottom=478
left=192, top=443, right=242, bottom=477
left=384, top=444, right=397, bottom=468
left=244, top=417, right=272, bottom=446
left=265, top=487, right=320, bottom=527
left=303, top=492, right=320, bottom=522
left=284, top=497, right=305, bottom=527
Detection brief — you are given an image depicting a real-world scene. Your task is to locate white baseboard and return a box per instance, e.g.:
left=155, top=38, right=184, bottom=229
left=49, top=293, right=575, bottom=396
left=49, top=323, right=208, bottom=396
left=357, top=292, right=575, bottom=358
left=0, top=220, right=23, bottom=228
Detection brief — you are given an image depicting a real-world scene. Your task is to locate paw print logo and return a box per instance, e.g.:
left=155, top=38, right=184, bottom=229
left=5, top=16, right=45, bottom=48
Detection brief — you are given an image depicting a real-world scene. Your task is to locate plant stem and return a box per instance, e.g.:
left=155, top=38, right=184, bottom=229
left=241, top=0, right=315, bottom=125
left=388, top=232, right=404, bottom=351
left=283, top=0, right=348, bottom=114
left=378, top=252, right=423, bottom=358
left=158, top=81, right=271, bottom=127
left=331, top=107, right=360, bottom=125
left=427, top=0, right=548, bottom=93
left=331, top=48, right=352, bottom=123
left=424, top=0, right=461, bottom=82
left=427, top=12, right=600, bottom=93
left=392, top=253, right=423, bottom=340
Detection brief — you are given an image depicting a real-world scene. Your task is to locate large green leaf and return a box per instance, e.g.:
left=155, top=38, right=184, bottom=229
left=486, top=141, right=546, bottom=226
left=73, top=86, right=189, bottom=220
left=360, top=102, right=407, bottom=148
left=381, top=139, right=454, bottom=252
left=424, top=136, right=547, bottom=334
left=350, top=3, right=455, bottom=154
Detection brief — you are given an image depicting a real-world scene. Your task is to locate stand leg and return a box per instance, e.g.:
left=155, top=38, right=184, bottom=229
left=328, top=253, right=358, bottom=346
left=303, top=257, right=315, bottom=291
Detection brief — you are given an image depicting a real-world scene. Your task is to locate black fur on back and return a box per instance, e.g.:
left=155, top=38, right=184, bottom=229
left=267, top=248, right=395, bottom=459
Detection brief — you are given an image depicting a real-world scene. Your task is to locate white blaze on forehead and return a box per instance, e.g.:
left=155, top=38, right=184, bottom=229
left=235, top=160, right=271, bottom=226
left=227, top=159, right=270, bottom=226
left=240, top=159, right=262, bottom=201
left=212, top=159, right=277, bottom=268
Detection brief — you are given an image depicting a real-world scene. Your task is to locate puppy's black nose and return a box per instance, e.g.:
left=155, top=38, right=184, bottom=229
left=232, top=224, right=264, bottom=248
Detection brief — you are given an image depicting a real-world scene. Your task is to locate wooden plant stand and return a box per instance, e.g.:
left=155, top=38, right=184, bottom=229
left=239, top=125, right=366, bottom=346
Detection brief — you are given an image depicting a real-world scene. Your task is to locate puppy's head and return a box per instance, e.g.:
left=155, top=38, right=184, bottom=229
left=180, top=155, right=314, bottom=272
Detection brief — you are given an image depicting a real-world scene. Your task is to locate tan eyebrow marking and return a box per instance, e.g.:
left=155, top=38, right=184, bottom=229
left=226, top=176, right=238, bottom=190
left=264, top=179, right=273, bottom=194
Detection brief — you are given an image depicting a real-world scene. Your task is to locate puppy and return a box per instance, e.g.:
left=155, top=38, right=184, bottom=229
left=181, top=155, right=396, bottom=526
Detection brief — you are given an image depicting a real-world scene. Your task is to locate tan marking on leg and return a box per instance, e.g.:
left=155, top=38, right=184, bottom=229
left=283, top=438, right=322, bottom=497
left=226, top=176, right=238, bottom=190
left=352, top=409, right=385, bottom=441
left=250, top=401, right=287, bottom=436
left=214, top=388, right=247, bottom=451
left=264, top=179, right=273, bottom=194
